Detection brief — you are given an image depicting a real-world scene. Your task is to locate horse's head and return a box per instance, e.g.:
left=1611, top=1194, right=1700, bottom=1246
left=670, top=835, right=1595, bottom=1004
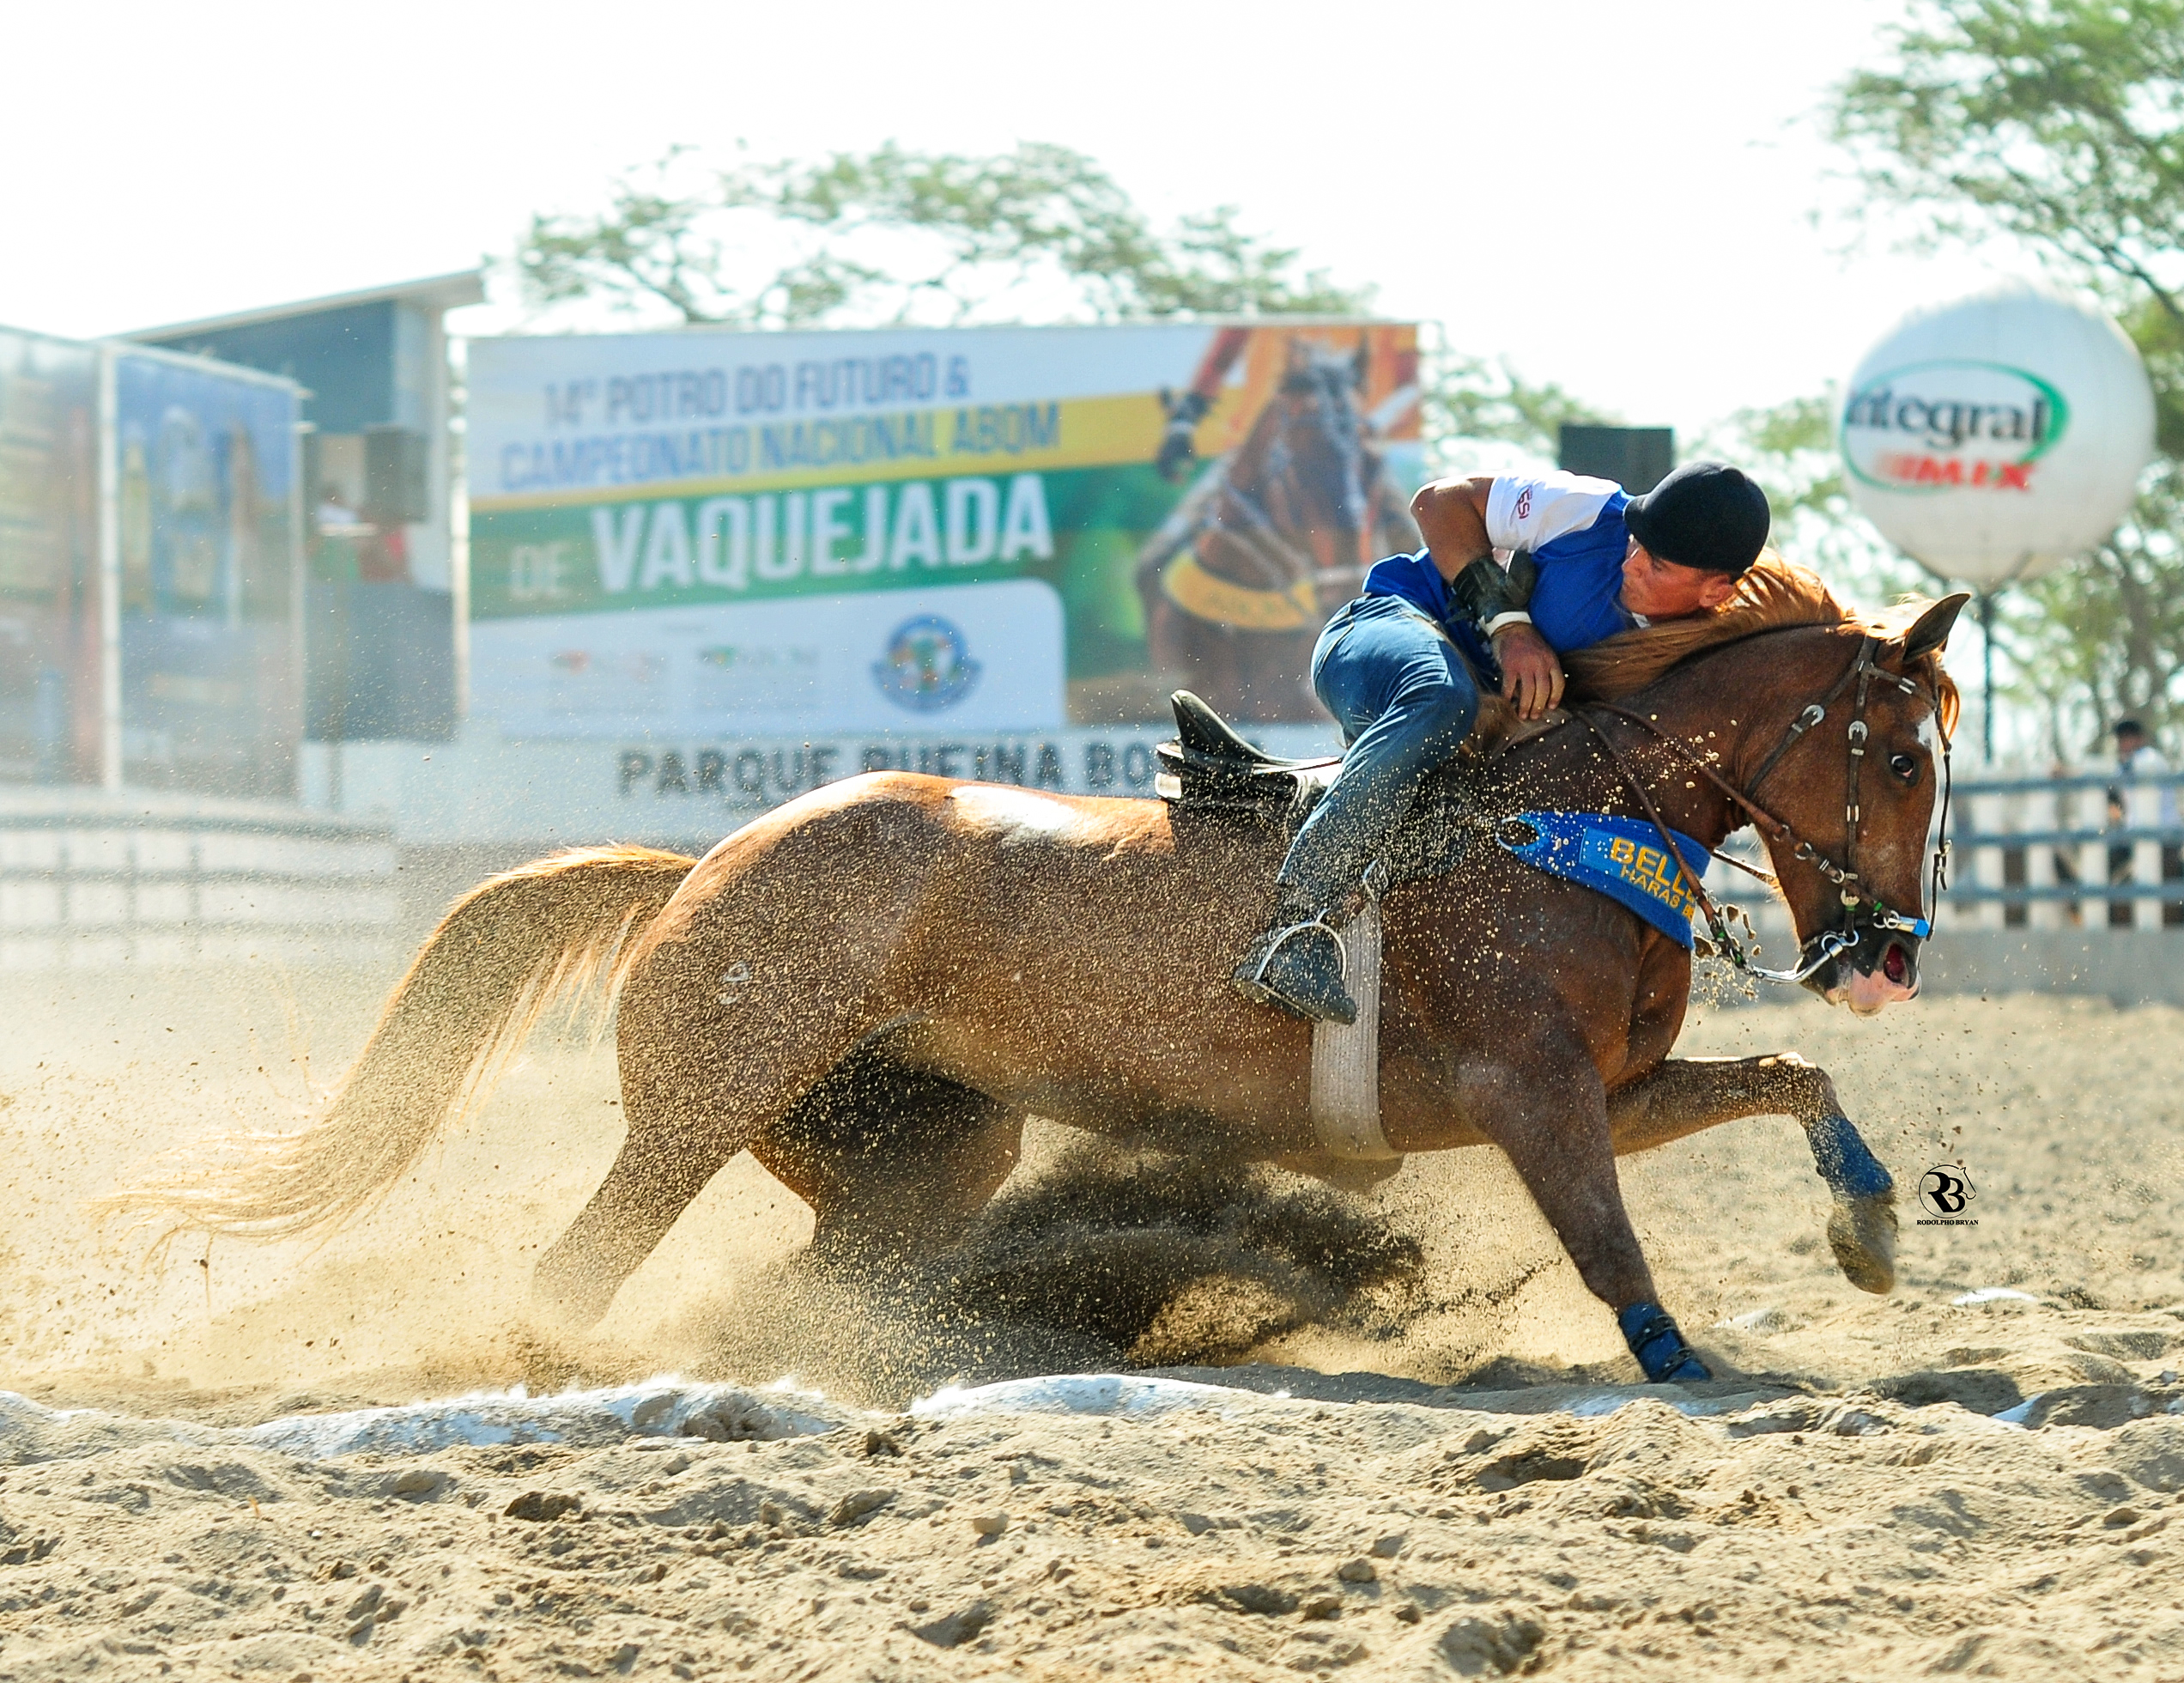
left=1222, top=341, right=1374, bottom=572
left=1737, top=597, right=1968, bottom=1016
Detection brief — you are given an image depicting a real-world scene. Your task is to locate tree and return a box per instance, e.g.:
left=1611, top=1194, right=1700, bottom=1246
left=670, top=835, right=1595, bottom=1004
left=1420, top=350, right=1617, bottom=473
left=515, top=142, right=1371, bottom=330
left=1692, top=392, right=1929, bottom=604
left=2003, top=465, right=2184, bottom=745
left=1832, top=0, right=2184, bottom=748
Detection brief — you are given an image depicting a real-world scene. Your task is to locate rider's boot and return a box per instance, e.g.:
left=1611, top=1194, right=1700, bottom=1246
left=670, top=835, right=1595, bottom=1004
left=1232, top=900, right=1358, bottom=1025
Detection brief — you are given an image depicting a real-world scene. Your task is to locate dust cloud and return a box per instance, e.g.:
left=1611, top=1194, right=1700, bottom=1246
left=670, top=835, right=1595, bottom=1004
left=2, top=954, right=1516, bottom=1416
left=5, top=958, right=2181, bottom=1418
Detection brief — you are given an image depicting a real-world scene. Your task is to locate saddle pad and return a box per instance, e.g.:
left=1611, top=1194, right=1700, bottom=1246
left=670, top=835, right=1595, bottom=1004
left=1310, top=901, right=1400, bottom=1161
left=1495, top=811, right=1711, bottom=949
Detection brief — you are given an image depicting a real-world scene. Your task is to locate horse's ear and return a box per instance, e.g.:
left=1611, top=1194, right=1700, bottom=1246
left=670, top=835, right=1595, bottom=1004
left=1899, top=592, right=1972, bottom=662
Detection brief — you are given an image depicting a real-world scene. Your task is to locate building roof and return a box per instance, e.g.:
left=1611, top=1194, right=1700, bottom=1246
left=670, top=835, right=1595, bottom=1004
left=119, top=270, right=486, bottom=341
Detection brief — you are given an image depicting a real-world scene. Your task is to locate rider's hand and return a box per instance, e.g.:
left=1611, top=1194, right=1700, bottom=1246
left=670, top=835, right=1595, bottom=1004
left=1492, top=623, right=1565, bottom=720
left=1155, top=388, right=1212, bottom=481
left=1155, top=419, right=1198, bottom=481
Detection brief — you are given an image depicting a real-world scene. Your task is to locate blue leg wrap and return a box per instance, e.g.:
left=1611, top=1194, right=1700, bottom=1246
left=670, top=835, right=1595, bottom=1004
left=1617, top=1302, right=1712, bottom=1384
left=1806, top=1113, right=1895, bottom=1202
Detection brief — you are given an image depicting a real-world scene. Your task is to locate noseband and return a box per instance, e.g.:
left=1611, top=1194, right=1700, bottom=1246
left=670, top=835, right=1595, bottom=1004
left=1575, top=633, right=1954, bottom=987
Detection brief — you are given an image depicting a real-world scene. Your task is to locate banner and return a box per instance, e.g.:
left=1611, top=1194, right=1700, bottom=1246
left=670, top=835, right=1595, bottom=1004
left=0, top=330, right=99, bottom=782
left=466, top=320, right=1422, bottom=738
left=113, top=351, right=301, bottom=797
left=300, top=717, right=1343, bottom=848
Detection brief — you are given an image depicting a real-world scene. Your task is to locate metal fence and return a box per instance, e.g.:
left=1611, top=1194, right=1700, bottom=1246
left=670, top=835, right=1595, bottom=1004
left=1704, top=773, right=2184, bottom=942
left=0, top=791, right=399, bottom=970
left=1938, top=773, right=2184, bottom=931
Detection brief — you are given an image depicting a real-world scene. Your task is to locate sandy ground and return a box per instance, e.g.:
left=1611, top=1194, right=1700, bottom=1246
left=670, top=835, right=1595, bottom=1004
left=0, top=957, right=2181, bottom=1680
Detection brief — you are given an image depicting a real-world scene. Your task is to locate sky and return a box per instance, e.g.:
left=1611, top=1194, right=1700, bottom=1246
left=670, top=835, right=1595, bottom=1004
left=0, top=0, right=2029, bottom=440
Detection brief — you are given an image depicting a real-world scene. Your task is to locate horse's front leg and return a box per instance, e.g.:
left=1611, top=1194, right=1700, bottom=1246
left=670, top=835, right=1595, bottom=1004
left=1605, top=1054, right=1896, bottom=1295
left=1448, top=1042, right=1712, bottom=1385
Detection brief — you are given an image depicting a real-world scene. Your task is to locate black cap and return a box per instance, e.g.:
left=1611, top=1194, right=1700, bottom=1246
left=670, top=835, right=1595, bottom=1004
left=1623, top=461, right=1771, bottom=576
left=2115, top=719, right=2146, bottom=738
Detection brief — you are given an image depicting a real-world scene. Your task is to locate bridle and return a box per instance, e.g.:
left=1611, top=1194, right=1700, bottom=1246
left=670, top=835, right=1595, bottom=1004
left=1570, top=631, right=1954, bottom=987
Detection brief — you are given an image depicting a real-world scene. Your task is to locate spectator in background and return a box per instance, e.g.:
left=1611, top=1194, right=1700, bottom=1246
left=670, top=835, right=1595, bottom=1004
left=2115, top=719, right=2175, bottom=793
left=2108, top=719, right=2182, bottom=927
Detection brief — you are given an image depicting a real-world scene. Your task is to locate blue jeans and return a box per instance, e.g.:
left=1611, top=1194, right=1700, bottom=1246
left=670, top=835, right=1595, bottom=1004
left=1276, top=594, right=1481, bottom=908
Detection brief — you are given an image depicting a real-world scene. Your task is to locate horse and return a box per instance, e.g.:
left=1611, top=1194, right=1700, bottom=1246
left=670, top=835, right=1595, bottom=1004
left=1133, top=339, right=1417, bottom=723
left=112, top=598, right=1966, bottom=1383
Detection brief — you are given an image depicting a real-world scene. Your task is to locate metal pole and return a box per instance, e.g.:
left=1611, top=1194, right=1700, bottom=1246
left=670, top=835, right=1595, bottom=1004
left=95, top=345, right=121, bottom=791
left=1979, top=589, right=1996, bottom=764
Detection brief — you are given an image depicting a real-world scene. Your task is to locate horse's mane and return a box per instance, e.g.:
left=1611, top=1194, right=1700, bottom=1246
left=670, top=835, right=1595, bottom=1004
left=1560, top=549, right=1961, bottom=734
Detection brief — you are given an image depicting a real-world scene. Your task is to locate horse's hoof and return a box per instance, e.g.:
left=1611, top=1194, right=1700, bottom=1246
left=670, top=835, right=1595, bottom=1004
left=1826, top=1193, right=1897, bottom=1295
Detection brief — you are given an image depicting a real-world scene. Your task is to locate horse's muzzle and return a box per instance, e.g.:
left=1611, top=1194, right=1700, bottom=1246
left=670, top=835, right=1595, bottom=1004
left=1805, top=930, right=1920, bottom=1015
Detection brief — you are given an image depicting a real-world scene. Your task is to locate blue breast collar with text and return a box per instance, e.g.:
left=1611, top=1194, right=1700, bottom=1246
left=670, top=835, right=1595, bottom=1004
left=1495, top=811, right=1711, bottom=950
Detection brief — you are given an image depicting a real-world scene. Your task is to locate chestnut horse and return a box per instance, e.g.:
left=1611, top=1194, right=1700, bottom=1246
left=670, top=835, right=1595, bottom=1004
left=117, top=599, right=1965, bottom=1381
left=1134, top=340, right=1417, bottom=722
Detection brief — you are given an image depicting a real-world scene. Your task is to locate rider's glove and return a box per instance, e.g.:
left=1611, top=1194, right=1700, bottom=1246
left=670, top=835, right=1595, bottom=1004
left=1449, top=549, right=1538, bottom=636
left=1156, top=388, right=1215, bottom=481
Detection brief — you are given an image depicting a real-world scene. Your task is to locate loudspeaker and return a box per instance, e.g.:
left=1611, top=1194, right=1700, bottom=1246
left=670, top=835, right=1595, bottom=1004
left=1557, top=424, right=1675, bottom=495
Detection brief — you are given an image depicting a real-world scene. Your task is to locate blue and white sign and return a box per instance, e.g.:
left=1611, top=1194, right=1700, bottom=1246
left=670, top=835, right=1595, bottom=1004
left=468, top=578, right=1062, bottom=740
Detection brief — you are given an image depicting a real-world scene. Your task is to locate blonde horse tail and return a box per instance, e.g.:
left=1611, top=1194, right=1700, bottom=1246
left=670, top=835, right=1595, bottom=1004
left=100, top=844, right=697, bottom=1245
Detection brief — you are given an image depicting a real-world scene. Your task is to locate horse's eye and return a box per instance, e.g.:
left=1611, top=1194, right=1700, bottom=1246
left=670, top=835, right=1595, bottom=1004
left=1890, top=753, right=1920, bottom=783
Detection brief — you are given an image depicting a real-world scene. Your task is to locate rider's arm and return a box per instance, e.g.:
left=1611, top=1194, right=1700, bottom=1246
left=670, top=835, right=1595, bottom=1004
left=1410, top=477, right=1495, bottom=582
left=1412, top=477, right=1536, bottom=629
left=1410, top=476, right=1562, bottom=719
left=1156, top=327, right=1255, bottom=479
left=1188, top=326, right=1253, bottom=403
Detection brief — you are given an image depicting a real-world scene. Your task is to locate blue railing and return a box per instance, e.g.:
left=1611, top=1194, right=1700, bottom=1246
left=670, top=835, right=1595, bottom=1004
left=1942, top=773, right=2181, bottom=927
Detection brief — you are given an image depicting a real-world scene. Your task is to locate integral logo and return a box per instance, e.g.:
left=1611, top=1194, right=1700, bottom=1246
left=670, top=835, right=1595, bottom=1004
left=1841, top=358, right=2069, bottom=495
left=1916, top=1164, right=1978, bottom=1226
left=873, top=615, right=981, bottom=714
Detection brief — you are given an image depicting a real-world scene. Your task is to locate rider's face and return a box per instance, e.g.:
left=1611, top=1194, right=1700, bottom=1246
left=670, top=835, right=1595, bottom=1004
left=1619, top=540, right=1739, bottom=620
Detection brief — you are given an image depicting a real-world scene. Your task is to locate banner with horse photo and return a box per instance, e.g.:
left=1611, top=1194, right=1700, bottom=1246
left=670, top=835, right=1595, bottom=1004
left=464, top=320, right=1423, bottom=738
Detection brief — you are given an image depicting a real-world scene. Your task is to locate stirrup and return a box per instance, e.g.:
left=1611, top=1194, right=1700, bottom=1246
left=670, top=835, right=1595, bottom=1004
left=1249, top=912, right=1349, bottom=980
left=1235, top=912, right=1356, bottom=1024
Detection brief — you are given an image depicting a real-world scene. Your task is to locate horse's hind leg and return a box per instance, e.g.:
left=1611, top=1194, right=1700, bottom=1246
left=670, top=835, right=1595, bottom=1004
left=531, top=931, right=879, bottom=1327
left=1606, top=1054, right=1897, bottom=1294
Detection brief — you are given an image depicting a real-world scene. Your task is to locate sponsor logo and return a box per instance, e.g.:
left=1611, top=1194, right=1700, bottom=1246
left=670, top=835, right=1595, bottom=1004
left=1841, top=360, right=2068, bottom=495
left=1916, top=1163, right=1979, bottom=1225
left=548, top=649, right=664, bottom=683
left=873, top=615, right=982, bottom=714
left=1514, top=488, right=1532, bottom=520
left=1582, top=829, right=1700, bottom=920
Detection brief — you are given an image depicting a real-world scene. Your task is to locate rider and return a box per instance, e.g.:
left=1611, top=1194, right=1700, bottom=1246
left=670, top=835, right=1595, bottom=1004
left=1233, top=459, right=1774, bottom=1024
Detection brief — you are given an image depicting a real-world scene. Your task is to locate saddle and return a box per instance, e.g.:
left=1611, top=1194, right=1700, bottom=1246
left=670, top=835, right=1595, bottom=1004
left=1155, top=688, right=1565, bottom=848
left=1153, top=691, right=1342, bottom=816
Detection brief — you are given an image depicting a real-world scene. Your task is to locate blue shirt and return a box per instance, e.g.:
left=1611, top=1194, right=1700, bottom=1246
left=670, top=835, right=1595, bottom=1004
left=1363, top=479, right=1636, bottom=671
